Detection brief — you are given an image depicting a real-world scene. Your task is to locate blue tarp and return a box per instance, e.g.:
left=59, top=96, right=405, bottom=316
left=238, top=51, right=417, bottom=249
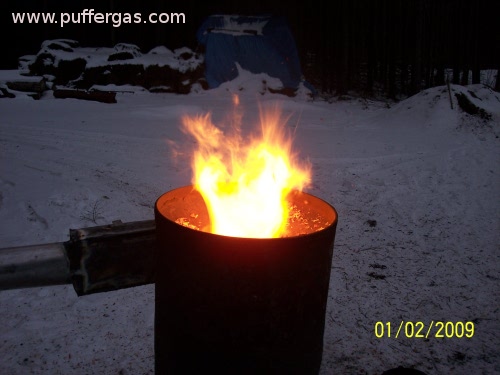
left=196, top=15, right=302, bottom=90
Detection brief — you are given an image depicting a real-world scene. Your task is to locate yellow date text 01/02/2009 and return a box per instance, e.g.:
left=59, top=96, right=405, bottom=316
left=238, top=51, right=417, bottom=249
left=374, top=321, right=475, bottom=339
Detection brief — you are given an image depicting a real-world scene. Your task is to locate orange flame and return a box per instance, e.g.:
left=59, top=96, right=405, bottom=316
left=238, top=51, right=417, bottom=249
left=182, top=101, right=310, bottom=238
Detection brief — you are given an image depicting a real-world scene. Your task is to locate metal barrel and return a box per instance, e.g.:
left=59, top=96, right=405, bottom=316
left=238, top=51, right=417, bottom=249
left=154, top=186, right=338, bottom=374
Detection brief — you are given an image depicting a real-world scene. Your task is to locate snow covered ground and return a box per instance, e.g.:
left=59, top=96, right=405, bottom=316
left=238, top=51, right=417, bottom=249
left=0, top=73, right=499, bottom=374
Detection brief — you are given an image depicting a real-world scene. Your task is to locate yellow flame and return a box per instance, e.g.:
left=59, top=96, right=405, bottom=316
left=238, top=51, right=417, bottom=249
left=181, top=102, right=310, bottom=238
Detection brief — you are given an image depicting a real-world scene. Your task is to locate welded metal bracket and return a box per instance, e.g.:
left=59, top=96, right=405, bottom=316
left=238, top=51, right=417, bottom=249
left=64, top=220, right=156, bottom=296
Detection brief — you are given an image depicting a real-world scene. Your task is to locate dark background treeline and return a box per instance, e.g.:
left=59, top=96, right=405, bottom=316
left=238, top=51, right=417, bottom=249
left=1, top=0, right=498, bottom=97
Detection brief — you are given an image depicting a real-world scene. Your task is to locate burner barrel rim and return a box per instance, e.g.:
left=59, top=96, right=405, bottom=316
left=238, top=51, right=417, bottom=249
left=155, top=185, right=338, bottom=240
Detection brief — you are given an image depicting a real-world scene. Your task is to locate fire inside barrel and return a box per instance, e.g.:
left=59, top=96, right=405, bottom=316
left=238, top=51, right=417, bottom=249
left=180, top=99, right=311, bottom=239
left=168, top=187, right=331, bottom=237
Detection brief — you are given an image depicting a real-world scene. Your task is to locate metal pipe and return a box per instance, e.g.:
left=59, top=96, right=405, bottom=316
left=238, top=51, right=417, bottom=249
left=0, top=220, right=157, bottom=295
left=0, top=242, right=71, bottom=290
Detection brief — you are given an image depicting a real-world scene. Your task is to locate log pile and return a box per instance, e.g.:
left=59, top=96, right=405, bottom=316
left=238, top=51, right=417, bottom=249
left=53, top=88, right=117, bottom=104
